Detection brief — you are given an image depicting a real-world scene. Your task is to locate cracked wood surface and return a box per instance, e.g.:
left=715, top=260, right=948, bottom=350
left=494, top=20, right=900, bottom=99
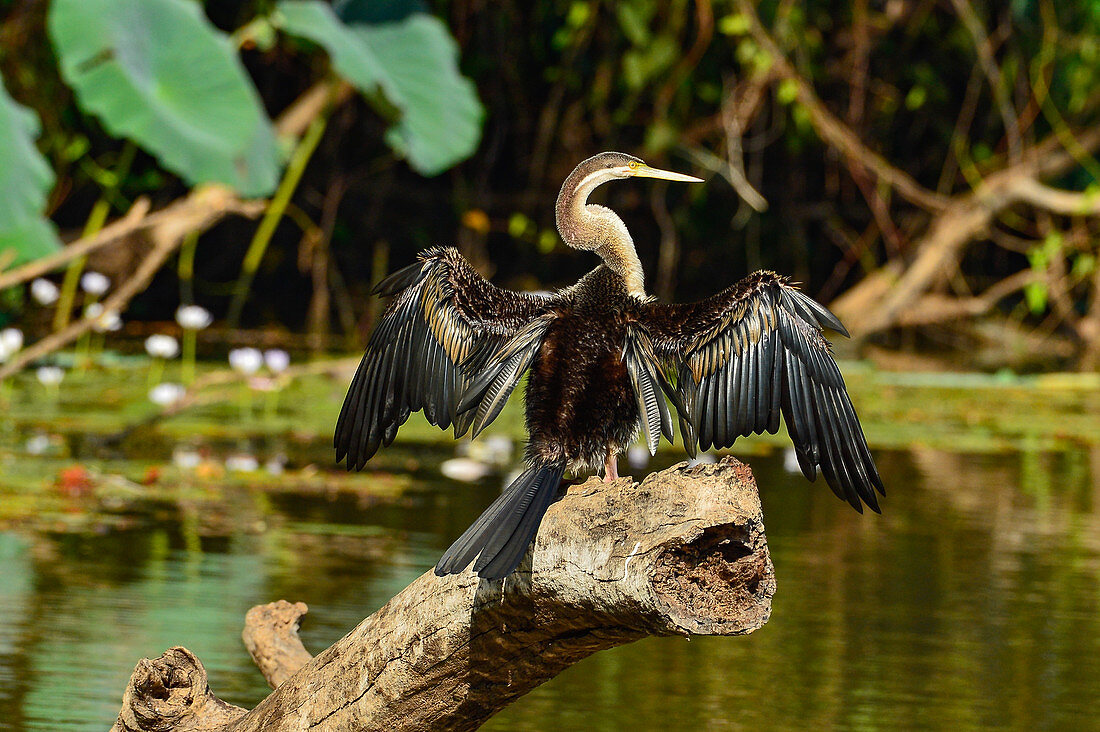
left=112, top=458, right=774, bottom=731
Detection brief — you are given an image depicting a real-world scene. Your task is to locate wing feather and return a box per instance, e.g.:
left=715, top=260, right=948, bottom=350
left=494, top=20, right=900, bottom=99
left=641, top=271, right=884, bottom=512
left=335, top=247, right=555, bottom=469
left=622, top=326, right=677, bottom=455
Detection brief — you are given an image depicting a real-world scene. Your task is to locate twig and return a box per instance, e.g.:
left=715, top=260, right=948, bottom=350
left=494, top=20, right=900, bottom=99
left=0, top=198, right=151, bottom=290
left=0, top=189, right=264, bottom=379
left=736, top=0, right=948, bottom=213
left=1010, top=179, right=1100, bottom=214
left=949, top=0, right=1022, bottom=161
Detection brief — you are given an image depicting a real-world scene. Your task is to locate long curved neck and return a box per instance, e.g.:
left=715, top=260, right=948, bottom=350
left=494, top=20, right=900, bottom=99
left=555, top=171, right=645, bottom=297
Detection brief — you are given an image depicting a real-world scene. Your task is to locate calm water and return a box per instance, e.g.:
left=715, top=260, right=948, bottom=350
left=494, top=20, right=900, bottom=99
left=1, top=445, right=1099, bottom=730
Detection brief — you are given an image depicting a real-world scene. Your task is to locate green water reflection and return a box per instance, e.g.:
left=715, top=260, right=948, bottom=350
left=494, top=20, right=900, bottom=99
left=1, top=446, right=1099, bottom=730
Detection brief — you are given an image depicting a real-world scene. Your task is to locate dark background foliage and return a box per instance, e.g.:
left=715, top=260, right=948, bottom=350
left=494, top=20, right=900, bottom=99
left=3, top=0, right=1099, bottom=366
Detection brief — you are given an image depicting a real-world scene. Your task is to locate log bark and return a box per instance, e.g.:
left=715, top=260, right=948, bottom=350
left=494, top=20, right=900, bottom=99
left=112, top=457, right=775, bottom=731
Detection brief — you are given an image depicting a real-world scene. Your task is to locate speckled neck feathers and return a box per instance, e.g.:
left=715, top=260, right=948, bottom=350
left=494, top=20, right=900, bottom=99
left=555, top=158, right=646, bottom=298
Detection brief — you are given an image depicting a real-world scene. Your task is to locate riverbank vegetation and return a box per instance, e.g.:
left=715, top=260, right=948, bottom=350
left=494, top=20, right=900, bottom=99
left=2, top=0, right=1100, bottom=375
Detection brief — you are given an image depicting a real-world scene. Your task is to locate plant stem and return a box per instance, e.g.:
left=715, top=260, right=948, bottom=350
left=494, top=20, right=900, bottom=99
left=53, top=142, right=137, bottom=332
left=227, top=102, right=333, bottom=327
left=53, top=200, right=109, bottom=332
left=178, top=230, right=200, bottom=305
left=181, top=329, right=197, bottom=385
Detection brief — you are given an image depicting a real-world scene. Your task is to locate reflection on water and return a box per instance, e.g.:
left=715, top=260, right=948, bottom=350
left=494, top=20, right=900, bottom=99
left=1, top=446, right=1099, bottom=731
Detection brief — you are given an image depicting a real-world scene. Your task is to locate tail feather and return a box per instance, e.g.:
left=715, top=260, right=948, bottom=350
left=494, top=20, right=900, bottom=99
left=435, top=462, right=566, bottom=580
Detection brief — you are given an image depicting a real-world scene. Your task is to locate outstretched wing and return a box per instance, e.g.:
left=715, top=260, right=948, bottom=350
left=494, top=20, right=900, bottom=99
left=335, top=246, right=554, bottom=470
left=641, top=271, right=885, bottom=513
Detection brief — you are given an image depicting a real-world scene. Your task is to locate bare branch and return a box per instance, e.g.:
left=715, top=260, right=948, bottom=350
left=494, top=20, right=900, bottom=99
left=0, top=198, right=152, bottom=290
left=1011, top=179, right=1100, bottom=215
left=949, top=0, right=1022, bottom=160
left=242, top=601, right=314, bottom=690
left=735, top=0, right=948, bottom=212
left=833, top=125, right=1100, bottom=336
left=0, top=189, right=264, bottom=379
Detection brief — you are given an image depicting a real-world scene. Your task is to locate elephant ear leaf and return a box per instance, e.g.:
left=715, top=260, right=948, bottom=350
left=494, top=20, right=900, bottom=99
left=0, top=78, right=61, bottom=266
left=277, top=1, right=484, bottom=176
left=48, top=0, right=280, bottom=197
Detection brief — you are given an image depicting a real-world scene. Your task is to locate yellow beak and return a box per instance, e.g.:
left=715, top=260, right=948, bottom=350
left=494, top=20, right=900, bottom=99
left=630, top=163, right=704, bottom=183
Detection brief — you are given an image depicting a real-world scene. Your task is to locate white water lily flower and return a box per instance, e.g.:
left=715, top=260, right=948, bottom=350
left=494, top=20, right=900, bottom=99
left=265, top=454, right=287, bottom=476
left=36, top=365, right=64, bottom=386
left=229, top=347, right=263, bottom=375
left=0, top=328, right=23, bottom=355
left=84, top=302, right=120, bottom=332
left=80, top=271, right=110, bottom=296
left=31, top=278, right=59, bottom=305
left=226, top=453, right=259, bottom=472
left=440, top=457, right=491, bottom=482
left=93, top=309, right=122, bottom=333
left=149, top=382, right=186, bottom=406
left=172, top=447, right=202, bottom=470
left=783, top=446, right=801, bottom=474
left=175, top=304, right=213, bottom=330
left=25, top=434, right=52, bottom=455
left=145, top=334, right=180, bottom=359
left=0, top=328, right=23, bottom=362
left=263, top=349, right=289, bottom=373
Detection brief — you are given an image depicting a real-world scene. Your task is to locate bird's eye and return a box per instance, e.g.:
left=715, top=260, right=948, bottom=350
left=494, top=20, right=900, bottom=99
left=628, top=161, right=639, bottom=169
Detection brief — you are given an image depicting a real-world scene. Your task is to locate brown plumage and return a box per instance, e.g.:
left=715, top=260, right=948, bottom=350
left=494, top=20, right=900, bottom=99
left=335, top=151, right=884, bottom=580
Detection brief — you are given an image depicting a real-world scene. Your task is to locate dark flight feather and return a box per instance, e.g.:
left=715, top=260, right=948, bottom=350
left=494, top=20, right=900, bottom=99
left=335, top=247, right=553, bottom=470
left=642, top=271, right=885, bottom=513
left=622, top=326, right=675, bottom=454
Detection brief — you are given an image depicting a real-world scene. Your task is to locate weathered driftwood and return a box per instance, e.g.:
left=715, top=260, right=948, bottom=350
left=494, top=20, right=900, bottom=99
left=242, top=600, right=315, bottom=690
left=112, top=457, right=775, bottom=732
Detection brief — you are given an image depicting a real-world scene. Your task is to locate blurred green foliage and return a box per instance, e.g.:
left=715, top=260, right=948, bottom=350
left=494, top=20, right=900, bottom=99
left=0, top=78, right=60, bottom=265
left=49, top=0, right=281, bottom=197
left=1, top=0, right=1099, bottom=363
left=0, top=0, right=483, bottom=268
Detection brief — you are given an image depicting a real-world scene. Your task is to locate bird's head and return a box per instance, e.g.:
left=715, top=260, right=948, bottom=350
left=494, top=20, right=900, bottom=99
left=569, top=151, right=705, bottom=190
left=556, top=152, right=704, bottom=257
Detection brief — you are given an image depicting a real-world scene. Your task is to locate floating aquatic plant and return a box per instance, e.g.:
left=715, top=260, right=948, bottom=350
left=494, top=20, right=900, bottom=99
left=144, top=334, right=179, bottom=388
left=262, top=348, right=290, bottom=420
left=148, top=382, right=186, bottom=406
left=30, top=278, right=59, bottom=306
left=176, top=304, right=212, bottom=385
left=79, top=271, right=109, bottom=297
left=229, top=347, right=262, bottom=420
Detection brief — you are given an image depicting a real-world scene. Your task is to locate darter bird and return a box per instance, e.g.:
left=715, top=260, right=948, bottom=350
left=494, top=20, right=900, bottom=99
left=335, top=152, right=884, bottom=580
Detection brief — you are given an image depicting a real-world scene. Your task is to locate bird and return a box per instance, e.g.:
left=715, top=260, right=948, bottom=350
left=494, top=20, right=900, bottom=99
left=335, top=151, right=884, bottom=580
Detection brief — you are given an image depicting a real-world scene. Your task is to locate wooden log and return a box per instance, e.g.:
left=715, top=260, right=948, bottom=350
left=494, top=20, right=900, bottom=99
left=112, top=457, right=775, bottom=731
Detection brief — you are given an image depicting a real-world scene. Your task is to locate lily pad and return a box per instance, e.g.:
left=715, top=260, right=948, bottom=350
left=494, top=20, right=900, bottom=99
left=0, top=79, right=61, bottom=266
left=48, top=0, right=280, bottom=196
left=277, top=1, right=483, bottom=176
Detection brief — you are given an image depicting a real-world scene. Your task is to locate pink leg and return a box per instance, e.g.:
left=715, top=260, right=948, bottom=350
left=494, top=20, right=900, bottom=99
left=603, top=450, right=619, bottom=482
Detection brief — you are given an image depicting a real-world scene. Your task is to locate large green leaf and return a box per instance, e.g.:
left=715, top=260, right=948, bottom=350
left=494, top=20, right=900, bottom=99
left=0, top=78, right=61, bottom=267
left=277, top=2, right=483, bottom=176
left=334, top=0, right=426, bottom=24
left=48, top=0, right=279, bottom=196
